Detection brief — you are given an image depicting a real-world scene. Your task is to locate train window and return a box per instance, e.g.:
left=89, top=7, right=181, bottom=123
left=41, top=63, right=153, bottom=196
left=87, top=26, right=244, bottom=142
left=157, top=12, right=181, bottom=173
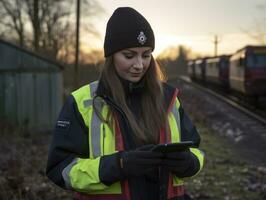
left=221, top=60, right=229, bottom=69
left=247, top=54, right=266, bottom=68
left=238, top=57, right=244, bottom=66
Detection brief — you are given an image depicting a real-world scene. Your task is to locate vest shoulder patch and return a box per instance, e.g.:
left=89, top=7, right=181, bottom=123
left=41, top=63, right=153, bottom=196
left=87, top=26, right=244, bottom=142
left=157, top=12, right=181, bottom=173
left=56, top=119, right=71, bottom=131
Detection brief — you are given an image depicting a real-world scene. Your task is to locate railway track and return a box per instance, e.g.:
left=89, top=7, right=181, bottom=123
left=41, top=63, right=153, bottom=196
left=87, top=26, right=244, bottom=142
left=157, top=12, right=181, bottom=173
left=178, top=76, right=266, bottom=127
left=171, top=76, right=266, bottom=166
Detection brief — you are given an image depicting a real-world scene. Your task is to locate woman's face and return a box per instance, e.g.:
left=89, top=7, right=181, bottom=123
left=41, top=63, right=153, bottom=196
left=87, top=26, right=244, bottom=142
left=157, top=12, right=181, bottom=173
left=113, top=47, right=152, bottom=83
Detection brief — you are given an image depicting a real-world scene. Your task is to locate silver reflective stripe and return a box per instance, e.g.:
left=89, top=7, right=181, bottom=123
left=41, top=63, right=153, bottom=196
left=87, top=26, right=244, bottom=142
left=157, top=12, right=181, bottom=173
left=89, top=81, right=102, bottom=158
left=83, top=99, right=93, bottom=107
left=90, top=81, right=99, bottom=97
left=171, top=104, right=181, bottom=134
left=91, top=107, right=102, bottom=158
left=62, top=158, right=78, bottom=189
left=83, top=81, right=98, bottom=107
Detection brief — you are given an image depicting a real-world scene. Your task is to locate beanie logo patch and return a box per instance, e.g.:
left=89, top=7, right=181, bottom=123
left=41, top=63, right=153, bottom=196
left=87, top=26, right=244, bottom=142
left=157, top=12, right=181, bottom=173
left=137, top=31, right=147, bottom=45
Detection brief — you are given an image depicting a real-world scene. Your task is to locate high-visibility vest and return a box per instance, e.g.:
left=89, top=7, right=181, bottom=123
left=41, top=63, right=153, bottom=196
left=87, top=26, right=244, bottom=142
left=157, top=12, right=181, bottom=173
left=69, top=81, right=204, bottom=200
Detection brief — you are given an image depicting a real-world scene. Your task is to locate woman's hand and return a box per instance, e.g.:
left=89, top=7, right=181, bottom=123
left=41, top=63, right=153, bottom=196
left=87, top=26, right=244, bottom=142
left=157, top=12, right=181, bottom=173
left=99, top=144, right=162, bottom=185
left=120, top=145, right=163, bottom=178
left=161, top=151, right=194, bottom=177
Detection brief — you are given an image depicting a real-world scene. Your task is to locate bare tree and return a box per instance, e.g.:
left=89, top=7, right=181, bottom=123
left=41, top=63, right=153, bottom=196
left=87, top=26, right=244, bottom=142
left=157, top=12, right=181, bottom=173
left=243, top=3, right=266, bottom=44
left=0, top=0, right=104, bottom=61
left=0, top=0, right=27, bottom=47
left=81, top=0, right=104, bottom=39
left=157, top=45, right=192, bottom=78
left=24, top=0, right=41, bottom=51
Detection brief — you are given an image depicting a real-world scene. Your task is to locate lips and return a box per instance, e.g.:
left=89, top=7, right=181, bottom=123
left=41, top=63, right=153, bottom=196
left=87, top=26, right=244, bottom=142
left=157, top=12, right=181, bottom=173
left=131, top=73, right=142, bottom=77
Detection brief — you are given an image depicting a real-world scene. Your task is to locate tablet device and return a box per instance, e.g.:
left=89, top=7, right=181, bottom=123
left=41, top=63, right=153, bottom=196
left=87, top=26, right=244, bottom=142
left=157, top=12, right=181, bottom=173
left=152, top=141, right=194, bottom=153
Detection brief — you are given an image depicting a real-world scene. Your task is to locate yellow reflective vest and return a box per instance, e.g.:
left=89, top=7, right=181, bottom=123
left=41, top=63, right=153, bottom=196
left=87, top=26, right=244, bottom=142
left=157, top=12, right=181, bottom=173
left=63, top=81, right=204, bottom=199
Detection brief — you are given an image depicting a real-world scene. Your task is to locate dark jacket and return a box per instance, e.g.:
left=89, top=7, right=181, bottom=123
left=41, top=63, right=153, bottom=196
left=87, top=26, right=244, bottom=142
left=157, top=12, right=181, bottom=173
left=46, top=80, right=201, bottom=200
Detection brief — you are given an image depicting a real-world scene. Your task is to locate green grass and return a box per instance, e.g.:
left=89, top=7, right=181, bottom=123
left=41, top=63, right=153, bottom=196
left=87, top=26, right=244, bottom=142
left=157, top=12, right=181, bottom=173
left=185, top=123, right=262, bottom=200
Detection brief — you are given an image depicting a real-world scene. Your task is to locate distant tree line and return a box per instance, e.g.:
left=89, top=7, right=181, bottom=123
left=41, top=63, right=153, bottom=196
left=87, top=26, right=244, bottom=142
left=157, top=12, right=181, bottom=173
left=157, top=45, right=191, bottom=80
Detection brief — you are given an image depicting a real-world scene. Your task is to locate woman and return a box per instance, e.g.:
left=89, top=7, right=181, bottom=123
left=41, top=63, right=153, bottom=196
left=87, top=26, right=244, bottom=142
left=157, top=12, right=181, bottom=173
left=46, top=7, right=204, bottom=200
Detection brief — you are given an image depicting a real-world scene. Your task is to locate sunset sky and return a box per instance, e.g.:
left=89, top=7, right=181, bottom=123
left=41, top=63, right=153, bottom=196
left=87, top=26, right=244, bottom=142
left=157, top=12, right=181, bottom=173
left=82, top=0, right=266, bottom=57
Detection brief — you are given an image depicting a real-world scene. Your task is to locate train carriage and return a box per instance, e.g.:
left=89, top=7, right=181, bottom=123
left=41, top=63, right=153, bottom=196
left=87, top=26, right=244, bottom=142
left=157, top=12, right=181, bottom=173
left=229, top=46, right=266, bottom=96
left=205, top=55, right=230, bottom=88
left=194, top=58, right=206, bottom=82
left=187, top=60, right=195, bottom=79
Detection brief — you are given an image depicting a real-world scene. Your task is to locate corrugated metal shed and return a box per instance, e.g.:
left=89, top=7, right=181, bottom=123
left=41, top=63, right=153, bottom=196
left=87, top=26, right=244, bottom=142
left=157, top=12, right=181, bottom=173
left=0, top=39, right=63, bottom=130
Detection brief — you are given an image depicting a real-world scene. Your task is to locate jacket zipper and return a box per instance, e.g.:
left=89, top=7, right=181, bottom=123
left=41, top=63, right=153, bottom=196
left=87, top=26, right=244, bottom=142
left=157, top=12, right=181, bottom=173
left=102, top=124, right=106, bottom=155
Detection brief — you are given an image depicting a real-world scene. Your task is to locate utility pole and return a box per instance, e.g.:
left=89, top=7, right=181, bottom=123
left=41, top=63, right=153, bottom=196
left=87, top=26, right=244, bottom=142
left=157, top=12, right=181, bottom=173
left=213, top=35, right=220, bottom=57
left=74, top=0, right=80, bottom=88
left=33, top=0, right=39, bottom=52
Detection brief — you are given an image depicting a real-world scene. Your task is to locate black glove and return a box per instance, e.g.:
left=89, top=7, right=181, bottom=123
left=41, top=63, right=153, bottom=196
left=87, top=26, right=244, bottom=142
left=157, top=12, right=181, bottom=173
left=120, top=145, right=163, bottom=178
left=161, top=150, right=195, bottom=177
left=99, top=145, right=162, bottom=185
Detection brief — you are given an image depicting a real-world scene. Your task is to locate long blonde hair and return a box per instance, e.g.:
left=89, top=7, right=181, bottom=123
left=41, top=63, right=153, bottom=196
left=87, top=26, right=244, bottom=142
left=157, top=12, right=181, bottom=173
left=99, top=56, right=167, bottom=144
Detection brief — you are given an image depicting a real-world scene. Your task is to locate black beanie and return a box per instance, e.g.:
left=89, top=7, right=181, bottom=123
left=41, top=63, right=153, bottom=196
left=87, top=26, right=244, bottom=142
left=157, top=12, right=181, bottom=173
left=104, top=7, right=155, bottom=57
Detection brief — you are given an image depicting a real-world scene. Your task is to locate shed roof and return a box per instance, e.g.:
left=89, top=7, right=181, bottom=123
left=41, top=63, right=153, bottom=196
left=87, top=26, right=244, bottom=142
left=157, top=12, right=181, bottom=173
left=0, top=39, right=64, bottom=72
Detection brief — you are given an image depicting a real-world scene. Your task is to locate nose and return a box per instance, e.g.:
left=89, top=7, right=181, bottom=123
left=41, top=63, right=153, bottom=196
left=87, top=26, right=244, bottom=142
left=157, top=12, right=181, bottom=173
left=132, top=56, right=143, bottom=70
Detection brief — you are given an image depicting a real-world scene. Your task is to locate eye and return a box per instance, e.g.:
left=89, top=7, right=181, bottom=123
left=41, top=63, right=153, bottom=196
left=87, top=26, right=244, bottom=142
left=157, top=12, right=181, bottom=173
left=123, top=53, right=134, bottom=59
left=142, top=53, right=151, bottom=58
